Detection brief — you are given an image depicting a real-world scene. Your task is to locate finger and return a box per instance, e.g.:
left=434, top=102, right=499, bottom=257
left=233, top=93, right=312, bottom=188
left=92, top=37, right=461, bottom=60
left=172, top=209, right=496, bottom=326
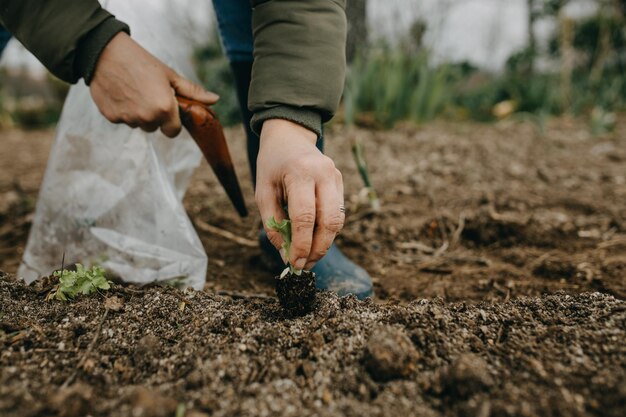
left=140, top=124, right=159, bottom=133
left=336, top=168, right=345, bottom=209
left=305, top=173, right=345, bottom=269
left=169, top=71, right=220, bottom=105
left=255, top=183, right=288, bottom=262
left=138, top=118, right=160, bottom=133
left=160, top=93, right=182, bottom=138
left=285, top=176, right=316, bottom=270
left=124, top=119, right=139, bottom=128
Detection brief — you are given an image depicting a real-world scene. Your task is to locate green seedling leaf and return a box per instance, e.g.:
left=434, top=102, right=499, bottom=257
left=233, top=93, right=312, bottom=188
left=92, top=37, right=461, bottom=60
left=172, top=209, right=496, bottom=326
left=266, top=216, right=292, bottom=253
left=266, top=216, right=302, bottom=275
left=175, top=403, right=186, bottom=417
left=49, top=264, right=111, bottom=301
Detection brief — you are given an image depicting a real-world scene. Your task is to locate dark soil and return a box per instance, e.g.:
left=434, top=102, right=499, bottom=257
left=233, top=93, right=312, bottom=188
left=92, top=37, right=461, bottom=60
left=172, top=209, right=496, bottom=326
left=0, top=117, right=625, bottom=416
left=274, top=270, right=317, bottom=316
left=1, top=274, right=625, bottom=417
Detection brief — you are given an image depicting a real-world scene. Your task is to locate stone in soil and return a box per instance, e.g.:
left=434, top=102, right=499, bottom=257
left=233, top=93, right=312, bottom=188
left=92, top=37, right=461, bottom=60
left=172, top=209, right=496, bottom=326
left=438, top=353, right=494, bottom=398
left=127, top=387, right=178, bottom=417
left=50, top=383, right=94, bottom=417
left=364, top=325, right=419, bottom=381
left=274, top=269, right=316, bottom=315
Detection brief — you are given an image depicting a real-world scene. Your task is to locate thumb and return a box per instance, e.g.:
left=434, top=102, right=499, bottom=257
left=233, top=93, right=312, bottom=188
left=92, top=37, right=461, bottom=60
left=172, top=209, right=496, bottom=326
left=168, top=70, right=219, bottom=105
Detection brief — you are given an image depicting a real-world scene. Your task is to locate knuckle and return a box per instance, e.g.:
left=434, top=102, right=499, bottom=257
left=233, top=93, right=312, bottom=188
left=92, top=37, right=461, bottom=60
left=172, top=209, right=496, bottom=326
left=291, top=243, right=310, bottom=258
left=321, top=156, right=336, bottom=171
left=171, top=127, right=182, bottom=137
left=296, top=156, right=317, bottom=172
left=105, top=110, right=125, bottom=124
left=160, top=127, right=178, bottom=138
left=292, top=211, right=316, bottom=228
left=311, top=249, right=328, bottom=261
left=289, top=155, right=321, bottom=176
left=283, top=172, right=301, bottom=189
left=99, top=108, right=116, bottom=122
left=335, top=168, right=343, bottom=181
left=156, top=101, right=172, bottom=117
left=308, top=155, right=334, bottom=174
left=284, top=175, right=315, bottom=200
left=136, top=111, right=155, bottom=124
left=121, top=114, right=137, bottom=126
left=190, top=83, right=203, bottom=94
left=139, top=102, right=170, bottom=124
left=322, top=214, right=344, bottom=233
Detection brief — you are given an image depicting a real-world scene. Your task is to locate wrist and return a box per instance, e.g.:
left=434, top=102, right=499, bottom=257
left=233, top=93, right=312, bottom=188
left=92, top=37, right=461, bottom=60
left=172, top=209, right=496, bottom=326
left=251, top=106, right=322, bottom=139
left=260, top=119, right=318, bottom=147
left=76, top=19, right=130, bottom=85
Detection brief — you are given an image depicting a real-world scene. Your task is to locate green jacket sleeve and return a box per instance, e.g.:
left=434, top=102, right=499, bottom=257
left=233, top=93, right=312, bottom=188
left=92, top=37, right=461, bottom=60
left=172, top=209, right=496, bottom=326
left=249, top=0, right=347, bottom=138
left=0, top=0, right=129, bottom=84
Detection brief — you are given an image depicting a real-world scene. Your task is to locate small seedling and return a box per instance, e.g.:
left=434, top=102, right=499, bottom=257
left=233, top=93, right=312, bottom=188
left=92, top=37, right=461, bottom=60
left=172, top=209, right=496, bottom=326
left=351, top=138, right=381, bottom=212
left=47, top=264, right=111, bottom=301
left=266, top=216, right=316, bottom=315
left=266, top=216, right=301, bottom=276
left=159, top=276, right=188, bottom=289
left=590, top=106, right=616, bottom=136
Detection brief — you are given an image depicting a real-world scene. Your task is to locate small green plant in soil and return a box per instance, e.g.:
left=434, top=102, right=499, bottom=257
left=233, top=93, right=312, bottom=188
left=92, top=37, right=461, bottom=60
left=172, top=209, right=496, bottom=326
left=47, top=264, right=111, bottom=301
left=351, top=138, right=381, bottom=212
left=266, top=217, right=316, bottom=315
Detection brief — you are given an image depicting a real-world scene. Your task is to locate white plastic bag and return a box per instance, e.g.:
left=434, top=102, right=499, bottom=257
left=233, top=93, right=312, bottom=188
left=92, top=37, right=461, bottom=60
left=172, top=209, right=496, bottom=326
left=19, top=1, right=208, bottom=289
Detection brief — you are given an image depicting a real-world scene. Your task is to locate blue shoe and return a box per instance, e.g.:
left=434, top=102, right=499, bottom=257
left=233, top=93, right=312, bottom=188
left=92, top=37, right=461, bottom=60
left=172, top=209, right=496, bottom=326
left=259, top=230, right=374, bottom=300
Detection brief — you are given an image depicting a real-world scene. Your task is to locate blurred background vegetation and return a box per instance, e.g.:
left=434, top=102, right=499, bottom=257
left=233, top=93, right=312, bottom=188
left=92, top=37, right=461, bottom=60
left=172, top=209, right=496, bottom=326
left=0, top=0, right=624, bottom=134
left=0, top=70, right=68, bottom=129
left=198, top=0, right=625, bottom=135
left=341, top=0, right=625, bottom=133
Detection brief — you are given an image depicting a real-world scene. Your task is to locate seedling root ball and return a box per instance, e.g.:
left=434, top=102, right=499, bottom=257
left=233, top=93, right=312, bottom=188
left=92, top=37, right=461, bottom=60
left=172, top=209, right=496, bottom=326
left=274, top=269, right=316, bottom=316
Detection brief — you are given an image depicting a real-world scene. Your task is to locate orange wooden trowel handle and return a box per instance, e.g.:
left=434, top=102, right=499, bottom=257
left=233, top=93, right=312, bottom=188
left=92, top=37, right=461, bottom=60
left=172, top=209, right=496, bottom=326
left=177, top=96, right=248, bottom=217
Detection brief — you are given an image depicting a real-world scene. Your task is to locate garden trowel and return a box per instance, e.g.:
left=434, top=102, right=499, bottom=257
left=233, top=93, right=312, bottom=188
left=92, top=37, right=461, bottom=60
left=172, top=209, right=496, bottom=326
left=177, top=96, right=248, bottom=217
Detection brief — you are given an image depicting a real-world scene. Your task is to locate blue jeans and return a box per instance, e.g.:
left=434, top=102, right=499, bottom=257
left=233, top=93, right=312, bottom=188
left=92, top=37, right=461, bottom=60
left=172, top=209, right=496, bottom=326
left=0, top=5, right=253, bottom=64
left=212, top=0, right=254, bottom=63
left=0, top=3, right=255, bottom=62
left=0, top=27, right=11, bottom=58
left=0, top=0, right=254, bottom=62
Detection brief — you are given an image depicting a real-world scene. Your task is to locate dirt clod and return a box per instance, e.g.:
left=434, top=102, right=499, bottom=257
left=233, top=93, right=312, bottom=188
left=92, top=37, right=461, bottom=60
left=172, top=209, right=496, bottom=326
left=128, top=387, right=178, bottom=417
left=274, top=269, right=317, bottom=315
left=364, top=325, right=419, bottom=381
left=532, top=254, right=578, bottom=280
left=439, top=354, right=494, bottom=398
left=133, top=334, right=161, bottom=368
left=104, top=295, right=125, bottom=312
left=50, top=383, right=94, bottom=417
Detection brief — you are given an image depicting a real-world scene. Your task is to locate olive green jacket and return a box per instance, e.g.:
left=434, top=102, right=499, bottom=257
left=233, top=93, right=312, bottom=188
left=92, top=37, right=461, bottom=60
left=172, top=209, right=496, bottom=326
left=0, top=0, right=347, bottom=137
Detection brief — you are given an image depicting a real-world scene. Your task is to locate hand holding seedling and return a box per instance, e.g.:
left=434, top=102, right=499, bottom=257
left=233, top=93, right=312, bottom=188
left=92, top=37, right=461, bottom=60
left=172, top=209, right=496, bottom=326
left=266, top=216, right=317, bottom=314
left=90, top=33, right=219, bottom=137
left=256, top=119, right=345, bottom=270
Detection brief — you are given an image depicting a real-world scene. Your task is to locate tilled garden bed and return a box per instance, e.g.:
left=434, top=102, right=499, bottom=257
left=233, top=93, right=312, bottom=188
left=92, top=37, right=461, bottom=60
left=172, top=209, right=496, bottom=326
left=1, top=274, right=624, bottom=417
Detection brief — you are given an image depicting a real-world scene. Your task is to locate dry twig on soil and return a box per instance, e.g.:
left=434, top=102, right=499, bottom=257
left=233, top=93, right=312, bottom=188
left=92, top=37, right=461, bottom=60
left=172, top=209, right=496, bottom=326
left=194, top=218, right=258, bottom=248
